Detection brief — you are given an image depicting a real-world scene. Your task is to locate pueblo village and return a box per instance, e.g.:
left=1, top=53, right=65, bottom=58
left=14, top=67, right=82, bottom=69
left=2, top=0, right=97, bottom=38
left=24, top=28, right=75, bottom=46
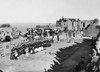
left=0, top=18, right=100, bottom=72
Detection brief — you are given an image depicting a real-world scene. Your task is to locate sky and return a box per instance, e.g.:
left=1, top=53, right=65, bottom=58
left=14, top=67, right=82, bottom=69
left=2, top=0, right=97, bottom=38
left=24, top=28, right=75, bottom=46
left=0, top=0, right=99, bottom=26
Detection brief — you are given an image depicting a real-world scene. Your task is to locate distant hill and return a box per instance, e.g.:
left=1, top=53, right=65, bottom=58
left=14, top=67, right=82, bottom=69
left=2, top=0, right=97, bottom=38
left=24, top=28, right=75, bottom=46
left=0, top=23, right=55, bottom=32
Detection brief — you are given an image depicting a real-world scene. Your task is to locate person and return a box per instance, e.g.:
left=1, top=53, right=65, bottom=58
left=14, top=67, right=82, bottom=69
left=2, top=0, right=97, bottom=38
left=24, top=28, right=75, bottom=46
left=57, top=34, right=59, bottom=41
left=86, top=62, right=94, bottom=72
left=51, top=35, right=54, bottom=43
left=10, top=49, right=18, bottom=60
left=29, top=47, right=34, bottom=54
left=50, top=30, right=55, bottom=43
left=74, top=64, right=82, bottom=72
left=44, top=68, right=47, bottom=72
left=25, top=47, right=29, bottom=56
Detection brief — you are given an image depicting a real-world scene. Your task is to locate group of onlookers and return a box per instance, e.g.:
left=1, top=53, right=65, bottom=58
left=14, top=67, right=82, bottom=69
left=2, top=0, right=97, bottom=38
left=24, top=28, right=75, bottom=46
left=10, top=39, right=52, bottom=60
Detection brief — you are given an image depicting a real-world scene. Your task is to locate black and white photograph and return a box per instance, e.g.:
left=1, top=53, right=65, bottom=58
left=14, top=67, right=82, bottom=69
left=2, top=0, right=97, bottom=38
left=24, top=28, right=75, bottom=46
left=0, top=0, right=100, bottom=72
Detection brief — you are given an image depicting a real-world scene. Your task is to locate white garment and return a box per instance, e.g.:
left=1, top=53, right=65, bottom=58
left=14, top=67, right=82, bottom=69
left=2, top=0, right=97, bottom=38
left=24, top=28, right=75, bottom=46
left=34, top=35, right=40, bottom=40
left=14, top=50, right=18, bottom=57
left=34, top=47, right=44, bottom=52
left=30, top=49, right=33, bottom=53
left=91, top=56, right=99, bottom=62
left=25, top=48, right=29, bottom=56
left=96, top=38, right=100, bottom=53
left=67, top=20, right=72, bottom=30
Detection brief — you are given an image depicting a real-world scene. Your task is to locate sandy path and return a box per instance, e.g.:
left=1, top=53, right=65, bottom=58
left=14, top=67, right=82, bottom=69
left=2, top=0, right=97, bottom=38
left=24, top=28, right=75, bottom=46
left=0, top=38, right=82, bottom=72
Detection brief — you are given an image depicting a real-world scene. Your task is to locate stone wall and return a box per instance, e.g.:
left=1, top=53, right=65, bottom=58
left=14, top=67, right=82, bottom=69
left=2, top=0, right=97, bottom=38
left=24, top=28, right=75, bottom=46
left=56, top=18, right=99, bottom=38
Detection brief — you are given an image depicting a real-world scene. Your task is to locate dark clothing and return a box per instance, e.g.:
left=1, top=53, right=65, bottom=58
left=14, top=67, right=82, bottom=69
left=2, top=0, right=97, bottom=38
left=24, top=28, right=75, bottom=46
left=57, top=35, right=59, bottom=41
left=75, top=64, right=82, bottom=72
left=68, top=30, right=72, bottom=38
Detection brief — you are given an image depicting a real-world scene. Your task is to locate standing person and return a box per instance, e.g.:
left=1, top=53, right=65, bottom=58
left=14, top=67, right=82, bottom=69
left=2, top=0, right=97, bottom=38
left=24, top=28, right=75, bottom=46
left=77, top=20, right=81, bottom=38
left=25, top=47, right=29, bottom=56
left=31, top=28, right=34, bottom=41
left=73, top=31, right=75, bottom=38
left=73, top=21, right=77, bottom=38
left=64, top=27, right=68, bottom=40
left=57, top=34, right=59, bottom=41
left=44, top=68, right=47, bottom=72
left=10, top=49, right=18, bottom=60
left=67, top=30, right=71, bottom=42
left=51, top=31, right=54, bottom=43
left=56, top=28, right=60, bottom=42
left=86, top=63, right=94, bottom=72
left=14, top=50, right=18, bottom=60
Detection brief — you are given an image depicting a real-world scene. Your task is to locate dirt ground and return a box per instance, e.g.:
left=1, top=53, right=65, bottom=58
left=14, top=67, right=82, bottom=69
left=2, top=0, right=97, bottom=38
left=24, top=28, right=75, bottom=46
left=52, top=39, right=93, bottom=72
left=0, top=37, right=83, bottom=72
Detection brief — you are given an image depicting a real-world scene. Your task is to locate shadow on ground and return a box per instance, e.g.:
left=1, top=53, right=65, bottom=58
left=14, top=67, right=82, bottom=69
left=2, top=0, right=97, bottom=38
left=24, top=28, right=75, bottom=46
left=47, top=39, right=95, bottom=72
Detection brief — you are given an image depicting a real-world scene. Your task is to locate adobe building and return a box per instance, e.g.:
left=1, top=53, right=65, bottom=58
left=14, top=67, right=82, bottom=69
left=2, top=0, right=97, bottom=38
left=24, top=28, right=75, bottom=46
left=12, top=27, right=21, bottom=39
left=56, top=18, right=99, bottom=39
left=56, top=17, right=79, bottom=38
left=0, top=27, right=13, bottom=42
left=0, top=41, right=11, bottom=57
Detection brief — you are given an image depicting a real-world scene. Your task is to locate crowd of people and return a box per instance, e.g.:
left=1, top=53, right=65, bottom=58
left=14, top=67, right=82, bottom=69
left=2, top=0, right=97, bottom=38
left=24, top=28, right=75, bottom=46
left=0, top=18, right=99, bottom=72
left=10, top=39, right=51, bottom=60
